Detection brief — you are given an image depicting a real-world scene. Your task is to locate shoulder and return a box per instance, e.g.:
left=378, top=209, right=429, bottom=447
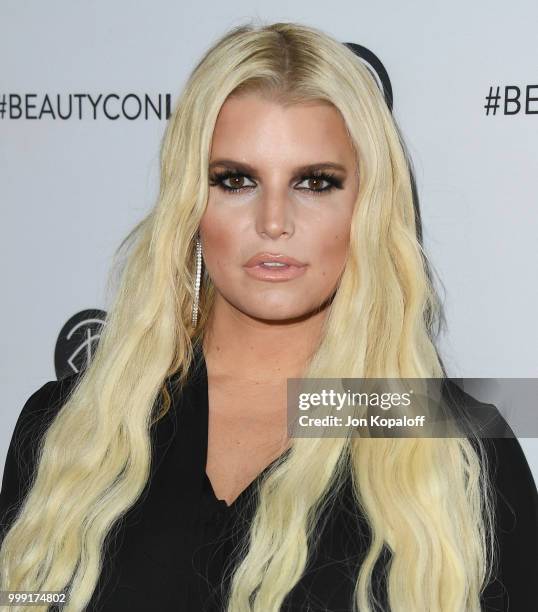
left=480, top=435, right=538, bottom=609
left=4, top=374, right=80, bottom=458
left=482, top=435, right=538, bottom=541
left=484, top=435, right=537, bottom=540
left=0, top=374, right=80, bottom=536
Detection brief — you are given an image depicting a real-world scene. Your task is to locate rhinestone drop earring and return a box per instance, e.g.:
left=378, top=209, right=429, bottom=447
left=191, top=234, right=202, bottom=328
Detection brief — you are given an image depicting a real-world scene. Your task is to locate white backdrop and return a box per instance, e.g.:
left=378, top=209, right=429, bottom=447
left=1, top=1, right=537, bottom=483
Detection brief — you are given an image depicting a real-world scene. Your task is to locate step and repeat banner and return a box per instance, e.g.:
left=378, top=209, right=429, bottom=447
left=1, top=1, right=537, bottom=480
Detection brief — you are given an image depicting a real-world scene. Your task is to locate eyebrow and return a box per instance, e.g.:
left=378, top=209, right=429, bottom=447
left=208, top=159, right=347, bottom=175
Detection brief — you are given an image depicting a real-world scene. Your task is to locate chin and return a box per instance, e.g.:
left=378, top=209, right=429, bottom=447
left=242, top=303, right=317, bottom=323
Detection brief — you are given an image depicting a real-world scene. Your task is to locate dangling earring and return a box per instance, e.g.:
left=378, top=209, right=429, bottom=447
left=191, top=234, right=202, bottom=328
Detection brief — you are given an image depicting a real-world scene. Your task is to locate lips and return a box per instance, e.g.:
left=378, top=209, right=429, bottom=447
left=244, top=252, right=306, bottom=268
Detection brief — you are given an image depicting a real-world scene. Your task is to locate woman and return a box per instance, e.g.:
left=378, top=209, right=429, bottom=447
left=1, top=21, right=537, bottom=612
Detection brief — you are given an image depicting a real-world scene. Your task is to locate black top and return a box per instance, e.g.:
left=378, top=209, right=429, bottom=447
left=1, top=348, right=537, bottom=611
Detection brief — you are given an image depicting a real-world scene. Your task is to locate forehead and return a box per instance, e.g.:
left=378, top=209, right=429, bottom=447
left=210, top=93, right=356, bottom=164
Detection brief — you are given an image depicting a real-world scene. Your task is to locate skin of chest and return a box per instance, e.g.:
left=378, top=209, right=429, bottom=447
left=205, top=376, right=291, bottom=505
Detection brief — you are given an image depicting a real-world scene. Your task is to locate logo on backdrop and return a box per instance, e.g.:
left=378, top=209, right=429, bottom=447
left=0, top=93, right=171, bottom=120
left=54, top=309, right=107, bottom=380
left=484, top=85, right=538, bottom=115
left=343, top=42, right=393, bottom=112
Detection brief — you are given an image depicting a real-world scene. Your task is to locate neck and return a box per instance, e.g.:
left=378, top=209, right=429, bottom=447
left=201, top=294, right=328, bottom=382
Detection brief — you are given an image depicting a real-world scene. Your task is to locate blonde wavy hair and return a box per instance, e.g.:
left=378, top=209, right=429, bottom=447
left=0, top=20, right=496, bottom=611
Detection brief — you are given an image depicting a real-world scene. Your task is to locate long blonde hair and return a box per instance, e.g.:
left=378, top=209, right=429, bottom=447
left=0, top=20, right=496, bottom=611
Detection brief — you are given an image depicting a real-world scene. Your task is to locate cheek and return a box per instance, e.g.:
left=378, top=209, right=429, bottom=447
left=198, top=213, right=239, bottom=278
left=314, top=225, right=351, bottom=279
left=304, top=196, right=353, bottom=266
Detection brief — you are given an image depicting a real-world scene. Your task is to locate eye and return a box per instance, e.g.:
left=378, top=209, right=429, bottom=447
left=209, top=170, right=344, bottom=196
left=209, top=171, right=256, bottom=193
left=295, top=173, right=341, bottom=194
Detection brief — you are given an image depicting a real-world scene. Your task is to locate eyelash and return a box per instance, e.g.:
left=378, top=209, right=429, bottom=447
left=209, top=170, right=343, bottom=196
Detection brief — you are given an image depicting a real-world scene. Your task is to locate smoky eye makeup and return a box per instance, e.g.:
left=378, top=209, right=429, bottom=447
left=208, top=168, right=345, bottom=196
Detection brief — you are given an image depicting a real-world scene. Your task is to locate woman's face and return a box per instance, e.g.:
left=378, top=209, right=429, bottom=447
left=199, top=93, right=359, bottom=322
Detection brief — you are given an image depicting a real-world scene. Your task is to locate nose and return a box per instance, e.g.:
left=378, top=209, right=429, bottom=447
left=255, top=192, right=295, bottom=240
